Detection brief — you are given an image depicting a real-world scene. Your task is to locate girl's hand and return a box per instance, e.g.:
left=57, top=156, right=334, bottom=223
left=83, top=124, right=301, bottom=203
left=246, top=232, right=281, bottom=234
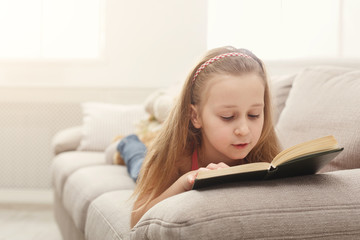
left=205, top=162, right=230, bottom=170
left=183, top=168, right=207, bottom=191
left=184, top=162, right=230, bottom=190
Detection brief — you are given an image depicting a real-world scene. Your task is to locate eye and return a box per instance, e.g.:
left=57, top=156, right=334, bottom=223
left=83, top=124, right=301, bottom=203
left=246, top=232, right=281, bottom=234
left=248, top=114, right=260, bottom=119
left=221, top=116, right=234, bottom=121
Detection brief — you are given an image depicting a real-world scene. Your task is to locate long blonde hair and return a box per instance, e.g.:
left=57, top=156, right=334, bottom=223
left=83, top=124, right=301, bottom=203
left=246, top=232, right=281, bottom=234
left=133, top=46, right=280, bottom=209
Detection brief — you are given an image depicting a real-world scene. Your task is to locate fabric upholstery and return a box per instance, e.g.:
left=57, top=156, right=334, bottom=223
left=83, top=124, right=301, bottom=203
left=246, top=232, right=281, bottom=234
left=52, top=126, right=82, bottom=155
left=105, top=140, right=121, bottom=165
left=54, top=193, right=85, bottom=240
left=276, top=66, right=360, bottom=172
left=77, top=102, right=147, bottom=152
left=51, top=151, right=105, bottom=197
left=131, top=169, right=360, bottom=239
left=85, top=190, right=134, bottom=240
left=62, top=165, right=136, bottom=232
left=270, top=74, right=296, bottom=124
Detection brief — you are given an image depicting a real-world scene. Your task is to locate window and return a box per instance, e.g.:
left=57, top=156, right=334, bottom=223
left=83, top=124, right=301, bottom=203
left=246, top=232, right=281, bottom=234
left=0, top=0, right=102, bottom=60
left=207, top=0, right=359, bottom=60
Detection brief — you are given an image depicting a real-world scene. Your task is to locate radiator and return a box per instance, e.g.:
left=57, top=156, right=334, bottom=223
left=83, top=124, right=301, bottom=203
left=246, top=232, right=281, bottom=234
left=0, top=86, right=154, bottom=191
left=0, top=102, right=82, bottom=189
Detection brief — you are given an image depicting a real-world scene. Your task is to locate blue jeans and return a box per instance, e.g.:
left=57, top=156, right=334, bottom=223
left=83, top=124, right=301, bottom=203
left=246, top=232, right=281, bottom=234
left=117, top=134, right=146, bottom=182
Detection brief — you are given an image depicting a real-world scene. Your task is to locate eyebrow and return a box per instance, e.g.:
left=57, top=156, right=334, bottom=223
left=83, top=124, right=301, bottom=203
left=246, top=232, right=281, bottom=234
left=251, top=103, right=265, bottom=107
left=219, top=103, right=264, bottom=108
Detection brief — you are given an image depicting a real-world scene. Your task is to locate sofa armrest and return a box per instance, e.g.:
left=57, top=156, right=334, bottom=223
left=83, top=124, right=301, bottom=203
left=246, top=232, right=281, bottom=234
left=131, top=168, right=360, bottom=239
left=104, top=140, right=121, bottom=165
left=52, top=126, right=82, bottom=155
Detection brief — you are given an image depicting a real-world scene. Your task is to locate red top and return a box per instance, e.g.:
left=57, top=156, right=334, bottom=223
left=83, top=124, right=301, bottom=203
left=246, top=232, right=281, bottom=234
left=191, top=149, right=199, bottom=170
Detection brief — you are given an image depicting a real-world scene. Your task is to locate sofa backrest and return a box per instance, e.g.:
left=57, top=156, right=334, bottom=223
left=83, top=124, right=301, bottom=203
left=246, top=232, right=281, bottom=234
left=275, top=66, right=360, bottom=172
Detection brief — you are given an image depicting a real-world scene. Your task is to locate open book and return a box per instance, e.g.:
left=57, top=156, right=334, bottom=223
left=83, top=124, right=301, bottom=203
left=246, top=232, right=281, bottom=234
left=193, top=135, right=344, bottom=189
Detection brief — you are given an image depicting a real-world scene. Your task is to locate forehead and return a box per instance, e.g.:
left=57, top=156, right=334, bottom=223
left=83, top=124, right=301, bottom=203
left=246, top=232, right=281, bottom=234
left=202, top=73, right=265, bottom=108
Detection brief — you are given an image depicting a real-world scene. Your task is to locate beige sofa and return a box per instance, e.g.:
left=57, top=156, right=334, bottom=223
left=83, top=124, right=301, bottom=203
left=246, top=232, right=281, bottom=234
left=51, top=66, right=360, bottom=239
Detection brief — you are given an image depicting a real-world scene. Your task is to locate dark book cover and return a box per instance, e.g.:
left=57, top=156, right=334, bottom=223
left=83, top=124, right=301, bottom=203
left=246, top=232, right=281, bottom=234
left=192, top=148, right=344, bottom=190
left=265, top=148, right=344, bottom=179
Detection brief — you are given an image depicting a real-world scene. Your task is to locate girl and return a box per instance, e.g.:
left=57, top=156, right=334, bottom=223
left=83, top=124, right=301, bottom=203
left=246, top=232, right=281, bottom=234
left=130, top=46, right=280, bottom=227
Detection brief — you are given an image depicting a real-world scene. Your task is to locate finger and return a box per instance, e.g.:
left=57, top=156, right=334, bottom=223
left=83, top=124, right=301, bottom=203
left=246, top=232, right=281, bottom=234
left=198, top=167, right=210, bottom=171
left=192, top=168, right=208, bottom=179
left=190, top=168, right=208, bottom=182
left=206, top=163, right=220, bottom=170
left=185, top=172, right=199, bottom=190
left=187, top=174, right=195, bottom=185
left=217, top=162, right=230, bottom=168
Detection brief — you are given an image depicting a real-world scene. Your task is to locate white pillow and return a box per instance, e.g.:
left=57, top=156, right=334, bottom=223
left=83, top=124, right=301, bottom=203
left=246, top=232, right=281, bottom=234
left=77, top=102, right=147, bottom=152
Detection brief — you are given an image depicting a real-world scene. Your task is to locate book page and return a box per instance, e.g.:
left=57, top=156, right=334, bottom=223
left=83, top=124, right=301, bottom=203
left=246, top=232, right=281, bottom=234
left=272, top=135, right=339, bottom=167
left=196, top=162, right=271, bottom=180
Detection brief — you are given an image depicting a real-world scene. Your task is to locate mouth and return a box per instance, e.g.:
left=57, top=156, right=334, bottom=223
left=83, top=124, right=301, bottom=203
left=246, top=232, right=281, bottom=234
left=232, top=143, right=249, bottom=149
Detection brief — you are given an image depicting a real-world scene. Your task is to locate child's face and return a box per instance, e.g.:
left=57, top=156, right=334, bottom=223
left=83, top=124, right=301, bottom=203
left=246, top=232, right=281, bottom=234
left=191, top=73, right=265, bottom=166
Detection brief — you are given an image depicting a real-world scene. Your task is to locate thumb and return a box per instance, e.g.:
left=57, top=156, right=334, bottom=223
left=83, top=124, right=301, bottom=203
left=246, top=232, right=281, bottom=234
left=184, top=168, right=209, bottom=191
left=184, top=173, right=197, bottom=191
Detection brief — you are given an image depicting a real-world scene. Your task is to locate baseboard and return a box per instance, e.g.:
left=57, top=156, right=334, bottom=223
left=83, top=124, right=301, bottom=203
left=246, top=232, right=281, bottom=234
left=0, top=188, right=53, bottom=205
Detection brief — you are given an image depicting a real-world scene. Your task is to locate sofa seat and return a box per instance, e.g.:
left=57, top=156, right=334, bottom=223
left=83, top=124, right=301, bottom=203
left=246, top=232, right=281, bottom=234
left=62, top=164, right=136, bottom=232
left=51, top=150, right=136, bottom=237
left=52, top=151, right=106, bottom=197
left=86, top=190, right=134, bottom=240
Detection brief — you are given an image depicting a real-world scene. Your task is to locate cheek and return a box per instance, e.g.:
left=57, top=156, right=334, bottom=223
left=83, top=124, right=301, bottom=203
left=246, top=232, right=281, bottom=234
left=203, top=119, right=230, bottom=140
left=208, top=126, right=228, bottom=139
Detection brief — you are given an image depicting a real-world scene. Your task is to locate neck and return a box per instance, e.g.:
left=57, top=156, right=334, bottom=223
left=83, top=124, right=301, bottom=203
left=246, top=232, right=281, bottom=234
left=197, top=145, right=225, bottom=167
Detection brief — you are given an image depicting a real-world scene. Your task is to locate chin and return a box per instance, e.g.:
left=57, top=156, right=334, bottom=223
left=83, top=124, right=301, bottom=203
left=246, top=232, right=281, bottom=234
left=232, top=151, right=249, bottom=160
left=226, top=157, right=246, bottom=166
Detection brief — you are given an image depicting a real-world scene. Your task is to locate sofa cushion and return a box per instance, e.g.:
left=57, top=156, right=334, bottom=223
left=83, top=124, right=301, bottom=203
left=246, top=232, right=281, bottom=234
left=77, top=102, right=147, bottom=152
left=276, top=66, right=360, bottom=172
left=62, top=165, right=136, bottom=232
left=270, top=74, right=296, bottom=124
left=52, top=126, right=82, bottom=155
left=85, top=190, right=134, bottom=240
left=52, top=151, right=105, bottom=197
left=131, top=169, right=360, bottom=239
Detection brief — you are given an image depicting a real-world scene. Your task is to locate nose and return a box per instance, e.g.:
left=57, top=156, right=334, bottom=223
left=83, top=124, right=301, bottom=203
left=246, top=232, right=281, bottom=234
left=234, top=120, right=250, bottom=136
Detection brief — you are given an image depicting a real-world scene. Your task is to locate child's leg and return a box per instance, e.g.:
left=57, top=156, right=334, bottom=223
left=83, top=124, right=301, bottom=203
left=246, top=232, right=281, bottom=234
left=117, top=134, right=146, bottom=182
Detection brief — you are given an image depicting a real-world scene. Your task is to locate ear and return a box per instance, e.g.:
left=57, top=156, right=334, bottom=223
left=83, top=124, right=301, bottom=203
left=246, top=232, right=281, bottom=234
left=190, top=104, right=202, bottom=129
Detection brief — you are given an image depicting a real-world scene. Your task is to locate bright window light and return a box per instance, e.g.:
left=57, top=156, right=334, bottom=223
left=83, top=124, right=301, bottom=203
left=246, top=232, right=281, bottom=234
left=343, top=0, right=360, bottom=58
left=208, top=0, right=341, bottom=60
left=0, top=0, right=102, bottom=60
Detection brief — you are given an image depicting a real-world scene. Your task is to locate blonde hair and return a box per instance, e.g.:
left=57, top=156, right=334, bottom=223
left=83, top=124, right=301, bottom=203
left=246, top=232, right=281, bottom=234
left=133, top=46, right=280, bottom=210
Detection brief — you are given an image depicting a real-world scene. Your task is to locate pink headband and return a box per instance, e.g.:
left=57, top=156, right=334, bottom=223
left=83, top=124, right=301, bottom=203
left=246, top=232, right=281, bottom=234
left=192, top=52, right=252, bottom=83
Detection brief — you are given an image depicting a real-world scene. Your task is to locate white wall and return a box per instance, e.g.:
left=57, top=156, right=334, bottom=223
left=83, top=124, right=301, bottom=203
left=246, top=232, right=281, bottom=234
left=0, top=0, right=207, bottom=89
left=0, top=1, right=208, bottom=191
